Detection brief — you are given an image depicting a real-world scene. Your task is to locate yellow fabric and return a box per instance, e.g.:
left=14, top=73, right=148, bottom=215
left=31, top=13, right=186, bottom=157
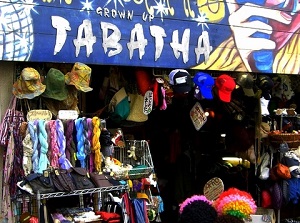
left=92, top=117, right=101, bottom=172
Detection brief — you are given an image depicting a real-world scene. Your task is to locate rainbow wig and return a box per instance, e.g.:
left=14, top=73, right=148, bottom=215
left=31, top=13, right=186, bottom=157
left=214, top=188, right=257, bottom=220
left=179, top=195, right=217, bottom=223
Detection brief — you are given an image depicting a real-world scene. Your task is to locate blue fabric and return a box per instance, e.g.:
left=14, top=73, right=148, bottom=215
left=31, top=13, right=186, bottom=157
left=38, top=120, right=49, bottom=174
left=133, top=199, right=146, bottom=223
left=28, top=121, right=39, bottom=173
left=75, top=118, right=86, bottom=168
left=288, top=178, right=300, bottom=204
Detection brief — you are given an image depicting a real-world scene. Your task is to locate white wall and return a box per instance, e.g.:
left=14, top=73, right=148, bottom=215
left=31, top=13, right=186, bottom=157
left=0, top=61, right=15, bottom=215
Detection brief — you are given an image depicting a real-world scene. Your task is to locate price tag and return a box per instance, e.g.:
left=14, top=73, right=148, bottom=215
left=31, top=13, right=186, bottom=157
left=190, top=102, right=207, bottom=131
left=143, top=90, right=153, bottom=115
left=27, top=110, right=52, bottom=121
left=58, top=110, right=78, bottom=120
left=203, top=177, right=224, bottom=201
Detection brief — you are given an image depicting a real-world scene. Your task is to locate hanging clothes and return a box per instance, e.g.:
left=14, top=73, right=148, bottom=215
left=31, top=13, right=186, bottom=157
left=10, top=113, right=25, bottom=197
left=2, top=127, right=15, bottom=222
left=132, top=199, right=149, bottom=223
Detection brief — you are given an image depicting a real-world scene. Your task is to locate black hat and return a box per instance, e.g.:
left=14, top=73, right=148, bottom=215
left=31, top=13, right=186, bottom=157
left=257, top=75, right=274, bottom=100
left=169, top=69, right=192, bottom=94
left=234, top=73, right=255, bottom=97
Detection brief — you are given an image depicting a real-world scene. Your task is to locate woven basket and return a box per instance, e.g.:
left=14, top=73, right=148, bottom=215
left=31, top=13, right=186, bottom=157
left=268, top=133, right=300, bottom=148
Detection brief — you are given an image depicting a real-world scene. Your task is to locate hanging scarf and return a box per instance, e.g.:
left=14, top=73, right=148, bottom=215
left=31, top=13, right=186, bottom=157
left=132, top=199, right=149, bottom=223
left=29, top=120, right=39, bottom=173
left=49, top=120, right=60, bottom=168
left=2, top=127, right=15, bottom=222
left=65, top=119, right=76, bottom=166
left=22, top=129, right=33, bottom=176
left=87, top=118, right=95, bottom=172
left=92, top=117, right=101, bottom=172
left=75, top=118, right=86, bottom=168
left=56, top=119, right=72, bottom=169
left=38, top=120, right=49, bottom=174
left=83, top=117, right=91, bottom=170
left=10, top=114, right=25, bottom=198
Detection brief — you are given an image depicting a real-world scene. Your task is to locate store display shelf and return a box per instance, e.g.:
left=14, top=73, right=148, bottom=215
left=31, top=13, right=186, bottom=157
left=38, top=185, right=128, bottom=199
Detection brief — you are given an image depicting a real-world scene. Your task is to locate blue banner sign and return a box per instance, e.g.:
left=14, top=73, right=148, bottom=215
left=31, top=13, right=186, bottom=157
left=1, top=0, right=299, bottom=73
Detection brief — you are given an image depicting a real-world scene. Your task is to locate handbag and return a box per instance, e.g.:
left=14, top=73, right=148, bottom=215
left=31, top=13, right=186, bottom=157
left=0, top=95, right=17, bottom=147
left=89, top=172, right=113, bottom=188
left=69, top=167, right=95, bottom=190
left=24, top=170, right=56, bottom=194
left=50, top=168, right=76, bottom=192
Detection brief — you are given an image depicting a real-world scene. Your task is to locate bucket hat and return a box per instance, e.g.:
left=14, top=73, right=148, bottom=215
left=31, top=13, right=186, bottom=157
left=13, top=67, right=46, bottom=99
left=65, top=62, right=93, bottom=92
left=42, top=68, right=68, bottom=101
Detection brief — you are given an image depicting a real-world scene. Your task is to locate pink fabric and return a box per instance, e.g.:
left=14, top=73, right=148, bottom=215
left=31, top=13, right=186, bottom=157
left=49, top=120, right=60, bottom=168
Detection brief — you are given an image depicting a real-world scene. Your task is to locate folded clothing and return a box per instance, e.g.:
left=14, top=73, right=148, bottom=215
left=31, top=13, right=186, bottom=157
left=95, top=211, right=121, bottom=222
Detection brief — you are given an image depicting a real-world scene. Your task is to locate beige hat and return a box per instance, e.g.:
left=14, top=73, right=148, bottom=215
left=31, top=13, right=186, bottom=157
left=65, top=62, right=93, bottom=92
left=12, top=67, right=46, bottom=99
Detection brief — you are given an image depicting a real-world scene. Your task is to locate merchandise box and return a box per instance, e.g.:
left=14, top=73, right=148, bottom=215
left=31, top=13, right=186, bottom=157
left=245, top=207, right=276, bottom=223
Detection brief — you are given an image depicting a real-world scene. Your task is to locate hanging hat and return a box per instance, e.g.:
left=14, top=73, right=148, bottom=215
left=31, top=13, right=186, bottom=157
left=193, top=72, right=215, bottom=99
left=42, top=68, right=68, bottom=101
left=272, top=75, right=294, bottom=101
left=234, top=73, right=255, bottom=97
left=257, top=75, right=274, bottom=100
left=13, top=67, right=46, bottom=99
left=215, top=74, right=236, bottom=102
left=169, top=69, right=192, bottom=94
left=65, top=62, right=93, bottom=92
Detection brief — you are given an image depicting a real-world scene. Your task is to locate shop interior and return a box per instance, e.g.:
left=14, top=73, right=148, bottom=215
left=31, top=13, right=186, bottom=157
left=6, top=62, right=300, bottom=222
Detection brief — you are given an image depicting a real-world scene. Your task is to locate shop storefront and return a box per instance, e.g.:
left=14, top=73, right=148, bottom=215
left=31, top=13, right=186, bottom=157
left=1, top=0, right=300, bottom=222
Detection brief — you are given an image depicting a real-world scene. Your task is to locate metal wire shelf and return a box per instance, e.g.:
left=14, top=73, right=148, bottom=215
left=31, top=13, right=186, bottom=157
left=37, top=185, right=128, bottom=199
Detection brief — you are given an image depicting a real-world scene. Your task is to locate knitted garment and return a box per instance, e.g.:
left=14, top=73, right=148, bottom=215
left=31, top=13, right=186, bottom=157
left=22, top=129, right=33, bottom=175
left=65, top=119, right=76, bottom=166
left=49, top=120, right=60, bottom=168
left=92, top=117, right=101, bottom=172
left=29, top=120, right=39, bottom=173
left=87, top=118, right=94, bottom=172
left=56, top=119, right=72, bottom=169
left=38, top=120, right=49, bottom=174
left=82, top=117, right=91, bottom=169
left=75, top=118, right=86, bottom=168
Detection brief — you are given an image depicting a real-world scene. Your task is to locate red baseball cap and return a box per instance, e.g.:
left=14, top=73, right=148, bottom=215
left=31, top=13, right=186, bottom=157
left=216, top=74, right=236, bottom=102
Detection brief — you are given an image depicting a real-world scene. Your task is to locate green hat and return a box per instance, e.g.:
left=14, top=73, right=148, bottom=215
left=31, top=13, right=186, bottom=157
left=42, top=68, right=68, bottom=101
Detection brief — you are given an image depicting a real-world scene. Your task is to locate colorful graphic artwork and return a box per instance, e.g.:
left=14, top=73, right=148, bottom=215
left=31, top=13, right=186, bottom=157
left=0, top=0, right=299, bottom=74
